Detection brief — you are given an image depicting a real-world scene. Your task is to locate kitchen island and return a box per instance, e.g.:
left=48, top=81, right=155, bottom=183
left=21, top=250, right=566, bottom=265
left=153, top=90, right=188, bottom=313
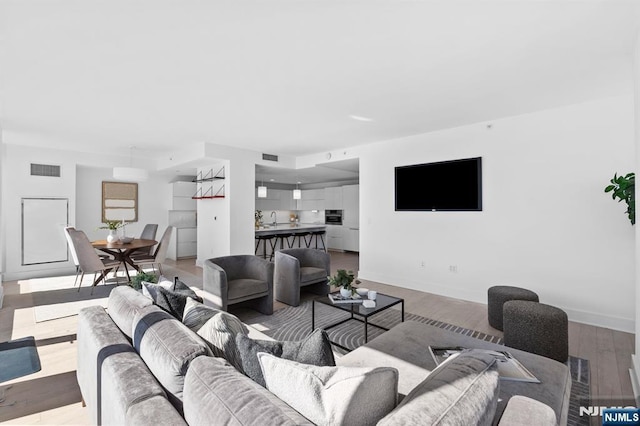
left=255, top=223, right=326, bottom=258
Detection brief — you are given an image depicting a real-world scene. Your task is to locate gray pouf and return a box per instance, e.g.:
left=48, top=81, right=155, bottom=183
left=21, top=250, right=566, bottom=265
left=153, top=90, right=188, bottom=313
left=487, top=286, right=539, bottom=331
left=503, top=300, right=568, bottom=363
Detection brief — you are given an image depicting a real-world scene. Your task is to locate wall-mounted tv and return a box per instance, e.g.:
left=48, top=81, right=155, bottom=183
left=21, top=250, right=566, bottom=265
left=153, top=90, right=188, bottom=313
left=395, top=157, right=482, bottom=211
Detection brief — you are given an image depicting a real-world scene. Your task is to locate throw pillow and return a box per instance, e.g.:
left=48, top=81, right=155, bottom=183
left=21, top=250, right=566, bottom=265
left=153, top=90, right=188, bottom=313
left=151, top=282, right=203, bottom=319
left=141, top=275, right=173, bottom=299
left=236, top=329, right=335, bottom=387
left=182, top=297, right=221, bottom=331
left=377, top=350, right=499, bottom=426
left=258, top=353, right=398, bottom=426
left=184, top=299, right=247, bottom=372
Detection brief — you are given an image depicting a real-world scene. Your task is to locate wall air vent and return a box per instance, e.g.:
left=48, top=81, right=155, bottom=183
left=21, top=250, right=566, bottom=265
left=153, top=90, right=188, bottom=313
left=30, top=163, right=61, bottom=177
left=262, top=153, right=278, bottom=162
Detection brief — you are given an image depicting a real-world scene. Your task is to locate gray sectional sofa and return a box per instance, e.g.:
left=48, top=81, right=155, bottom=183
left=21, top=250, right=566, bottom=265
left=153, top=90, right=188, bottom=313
left=77, top=285, right=570, bottom=425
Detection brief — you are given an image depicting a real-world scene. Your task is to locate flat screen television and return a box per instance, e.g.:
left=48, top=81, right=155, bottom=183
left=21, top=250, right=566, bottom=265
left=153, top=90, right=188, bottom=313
left=395, top=157, right=482, bottom=211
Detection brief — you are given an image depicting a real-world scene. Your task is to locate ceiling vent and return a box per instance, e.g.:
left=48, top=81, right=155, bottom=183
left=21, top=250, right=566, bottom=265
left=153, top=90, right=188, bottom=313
left=30, top=163, right=61, bottom=177
left=262, top=153, right=278, bottom=162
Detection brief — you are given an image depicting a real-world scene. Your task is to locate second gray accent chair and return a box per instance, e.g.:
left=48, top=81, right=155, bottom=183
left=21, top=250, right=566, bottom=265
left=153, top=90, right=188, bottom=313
left=274, top=248, right=330, bottom=307
left=203, top=255, right=274, bottom=315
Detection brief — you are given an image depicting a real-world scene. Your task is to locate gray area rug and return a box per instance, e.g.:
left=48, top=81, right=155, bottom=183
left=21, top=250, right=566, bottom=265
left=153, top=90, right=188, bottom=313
left=240, top=298, right=590, bottom=426
left=0, top=336, right=41, bottom=383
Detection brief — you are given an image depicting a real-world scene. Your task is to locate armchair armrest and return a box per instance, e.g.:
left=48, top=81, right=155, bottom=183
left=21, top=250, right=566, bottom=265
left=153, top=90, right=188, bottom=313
left=203, top=259, right=228, bottom=310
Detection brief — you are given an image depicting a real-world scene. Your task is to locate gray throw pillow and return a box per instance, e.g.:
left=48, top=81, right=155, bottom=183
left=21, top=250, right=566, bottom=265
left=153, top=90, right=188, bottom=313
left=377, top=350, right=499, bottom=426
left=236, top=329, right=335, bottom=387
left=258, top=353, right=398, bottom=426
left=182, top=298, right=248, bottom=372
left=152, top=281, right=203, bottom=319
left=141, top=275, right=173, bottom=299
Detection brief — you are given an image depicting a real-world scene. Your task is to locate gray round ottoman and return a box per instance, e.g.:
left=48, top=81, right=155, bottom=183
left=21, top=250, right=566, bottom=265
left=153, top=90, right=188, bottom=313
left=503, top=300, right=568, bottom=363
left=487, top=286, right=539, bottom=331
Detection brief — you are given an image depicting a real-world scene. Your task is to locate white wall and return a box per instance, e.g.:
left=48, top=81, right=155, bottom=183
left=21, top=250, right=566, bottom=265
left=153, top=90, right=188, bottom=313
left=1, top=144, right=170, bottom=280
left=197, top=162, right=231, bottom=263
left=75, top=166, right=171, bottom=243
left=2, top=144, right=78, bottom=279
left=357, top=96, right=636, bottom=332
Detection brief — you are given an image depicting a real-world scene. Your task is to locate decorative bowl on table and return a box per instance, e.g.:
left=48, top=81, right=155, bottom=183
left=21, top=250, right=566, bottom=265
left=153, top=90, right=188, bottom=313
left=120, top=236, right=134, bottom=244
left=356, top=288, right=369, bottom=297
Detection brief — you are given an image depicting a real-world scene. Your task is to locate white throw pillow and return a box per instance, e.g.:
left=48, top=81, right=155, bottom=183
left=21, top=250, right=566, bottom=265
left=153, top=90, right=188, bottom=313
left=257, top=352, right=398, bottom=426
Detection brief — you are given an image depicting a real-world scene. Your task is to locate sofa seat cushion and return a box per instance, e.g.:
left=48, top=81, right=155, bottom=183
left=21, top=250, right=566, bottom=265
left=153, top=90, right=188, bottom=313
left=107, top=286, right=153, bottom=339
left=184, top=356, right=313, bottom=426
left=236, top=329, right=335, bottom=387
left=337, top=320, right=571, bottom=425
left=377, top=350, right=499, bottom=426
left=299, top=266, right=327, bottom=284
left=228, top=278, right=268, bottom=300
left=132, top=304, right=212, bottom=411
left=258, top=353, right=398, bottom=426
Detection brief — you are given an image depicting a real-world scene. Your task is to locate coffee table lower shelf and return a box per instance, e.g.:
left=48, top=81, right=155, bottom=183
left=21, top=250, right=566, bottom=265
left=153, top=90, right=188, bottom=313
left=311, top=293, right=405, bottom=352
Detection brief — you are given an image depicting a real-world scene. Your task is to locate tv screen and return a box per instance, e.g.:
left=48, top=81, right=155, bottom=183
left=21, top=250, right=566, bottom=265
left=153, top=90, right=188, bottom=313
left=395, top=157, right=482, bottom=211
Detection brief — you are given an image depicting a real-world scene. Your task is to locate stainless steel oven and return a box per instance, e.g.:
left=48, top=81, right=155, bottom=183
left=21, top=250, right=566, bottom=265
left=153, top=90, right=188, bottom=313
left=325, top=210, right=343, bottom=225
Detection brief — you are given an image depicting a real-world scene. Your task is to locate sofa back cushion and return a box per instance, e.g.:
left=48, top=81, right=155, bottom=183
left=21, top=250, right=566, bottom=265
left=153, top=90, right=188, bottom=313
left=184, top=356, right=313, bottom=426
left=107, top=285, right=153, bottom=339
left=377, top=350, right=499, bottom=426
left=132, top=304, right=212, bottom=412
left=258, top=353, right=398, bottom=426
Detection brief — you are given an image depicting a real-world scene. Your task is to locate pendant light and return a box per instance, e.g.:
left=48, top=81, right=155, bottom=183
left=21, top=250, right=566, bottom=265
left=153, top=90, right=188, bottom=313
left=293, top=181, right=301, bottom=200
left=113, top=146, right=148, bottom=182
left=257, top=177, right=267, bottom=198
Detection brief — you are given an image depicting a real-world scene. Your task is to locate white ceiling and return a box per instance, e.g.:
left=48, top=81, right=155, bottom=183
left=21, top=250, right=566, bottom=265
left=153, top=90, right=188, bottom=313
left=0, top=0, right=639, bottom=168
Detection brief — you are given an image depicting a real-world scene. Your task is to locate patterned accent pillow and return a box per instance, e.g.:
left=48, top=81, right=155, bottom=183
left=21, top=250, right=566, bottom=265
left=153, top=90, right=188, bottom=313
left=150, top=280, right=203, bottom=319
left=258, top=353, right=398, bottom=426
left=182, top=298, right=248, bottom=372
left=141, top=275, right=173, bottom=299
left=236, top=329, right=335, bottom=387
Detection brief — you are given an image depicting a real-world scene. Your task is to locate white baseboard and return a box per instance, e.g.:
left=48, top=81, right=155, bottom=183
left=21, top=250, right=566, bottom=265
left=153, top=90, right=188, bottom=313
left=357, top=270, right=635, bottom=333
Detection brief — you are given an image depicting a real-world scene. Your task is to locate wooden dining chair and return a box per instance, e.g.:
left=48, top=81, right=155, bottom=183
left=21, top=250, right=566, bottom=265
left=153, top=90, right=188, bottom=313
left=68, top=228, right=121, bottom=293
left=132, top=226, right=173, bottom=275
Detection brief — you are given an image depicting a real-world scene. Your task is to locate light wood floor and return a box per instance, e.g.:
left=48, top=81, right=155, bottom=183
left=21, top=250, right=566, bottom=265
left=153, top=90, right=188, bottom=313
left=0, top=251, right=634, bottom=424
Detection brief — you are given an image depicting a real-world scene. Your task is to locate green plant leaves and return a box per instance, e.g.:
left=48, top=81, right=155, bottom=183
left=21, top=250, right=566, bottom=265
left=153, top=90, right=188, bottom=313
left=604, top=172, right=635, bottom=225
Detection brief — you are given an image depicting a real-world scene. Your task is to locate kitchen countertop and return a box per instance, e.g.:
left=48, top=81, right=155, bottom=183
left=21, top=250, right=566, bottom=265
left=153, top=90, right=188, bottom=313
left=255, top=223, right=325, bottom=236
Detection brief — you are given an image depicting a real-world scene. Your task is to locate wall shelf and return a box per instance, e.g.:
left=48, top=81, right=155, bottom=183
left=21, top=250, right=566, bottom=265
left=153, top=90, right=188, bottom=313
left=192, top=166, right=225, bottom=199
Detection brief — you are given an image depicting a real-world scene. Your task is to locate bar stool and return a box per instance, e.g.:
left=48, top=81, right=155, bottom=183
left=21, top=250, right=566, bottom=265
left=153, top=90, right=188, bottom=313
left=293, top=231, right=311, bottom=248
left=270, top=233, right=293, bottom=260
left=309, top=230, right=326, bottom=251
left=255, top=235, right=273, bottom=260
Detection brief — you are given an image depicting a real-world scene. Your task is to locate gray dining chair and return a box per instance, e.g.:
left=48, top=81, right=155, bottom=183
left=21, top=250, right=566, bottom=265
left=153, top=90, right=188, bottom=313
left=134, top=223, right=158, bottom=256
left=67, top=228, right=121, bottom=293
left=132, top=226, right=173, bottom=275
left=64, top=226, right=82, bottom=287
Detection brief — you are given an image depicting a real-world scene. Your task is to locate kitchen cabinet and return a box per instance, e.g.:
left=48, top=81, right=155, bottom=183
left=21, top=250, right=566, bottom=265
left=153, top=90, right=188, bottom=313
left=168, top=227, right=197, bottom=259
left=343, top=227, right=359, bottom=252
left=256, top=188, right=296, bottom=211
left=342, top=184, right=359, bottom=227
left=296, top=189, right=324, bottom=211
left=324, top=186, right=343, bottom=210
left=326, top=225, right=344, bottom=250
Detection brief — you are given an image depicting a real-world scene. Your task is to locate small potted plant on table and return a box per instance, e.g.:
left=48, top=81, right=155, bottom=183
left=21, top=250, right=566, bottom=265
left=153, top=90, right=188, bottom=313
left=327, top=269, right=361, bottom=298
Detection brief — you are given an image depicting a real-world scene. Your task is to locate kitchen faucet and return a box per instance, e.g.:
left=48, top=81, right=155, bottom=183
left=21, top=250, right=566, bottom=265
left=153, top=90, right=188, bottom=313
left=271, top=211, right=277, bottom=226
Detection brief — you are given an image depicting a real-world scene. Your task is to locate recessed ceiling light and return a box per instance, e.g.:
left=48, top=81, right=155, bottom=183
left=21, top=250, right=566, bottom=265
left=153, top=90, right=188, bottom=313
left=349, top=115, right=374, bottom=122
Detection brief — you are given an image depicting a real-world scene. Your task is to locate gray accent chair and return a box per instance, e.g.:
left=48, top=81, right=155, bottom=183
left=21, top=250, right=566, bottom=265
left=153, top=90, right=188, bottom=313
left=203, top=255, right=274, bottom=315
left=274, top=248, right=330, bottom=307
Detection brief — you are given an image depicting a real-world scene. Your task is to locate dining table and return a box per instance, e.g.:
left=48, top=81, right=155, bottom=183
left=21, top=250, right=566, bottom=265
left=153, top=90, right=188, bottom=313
left=91, top=238, right=158, bottom=282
